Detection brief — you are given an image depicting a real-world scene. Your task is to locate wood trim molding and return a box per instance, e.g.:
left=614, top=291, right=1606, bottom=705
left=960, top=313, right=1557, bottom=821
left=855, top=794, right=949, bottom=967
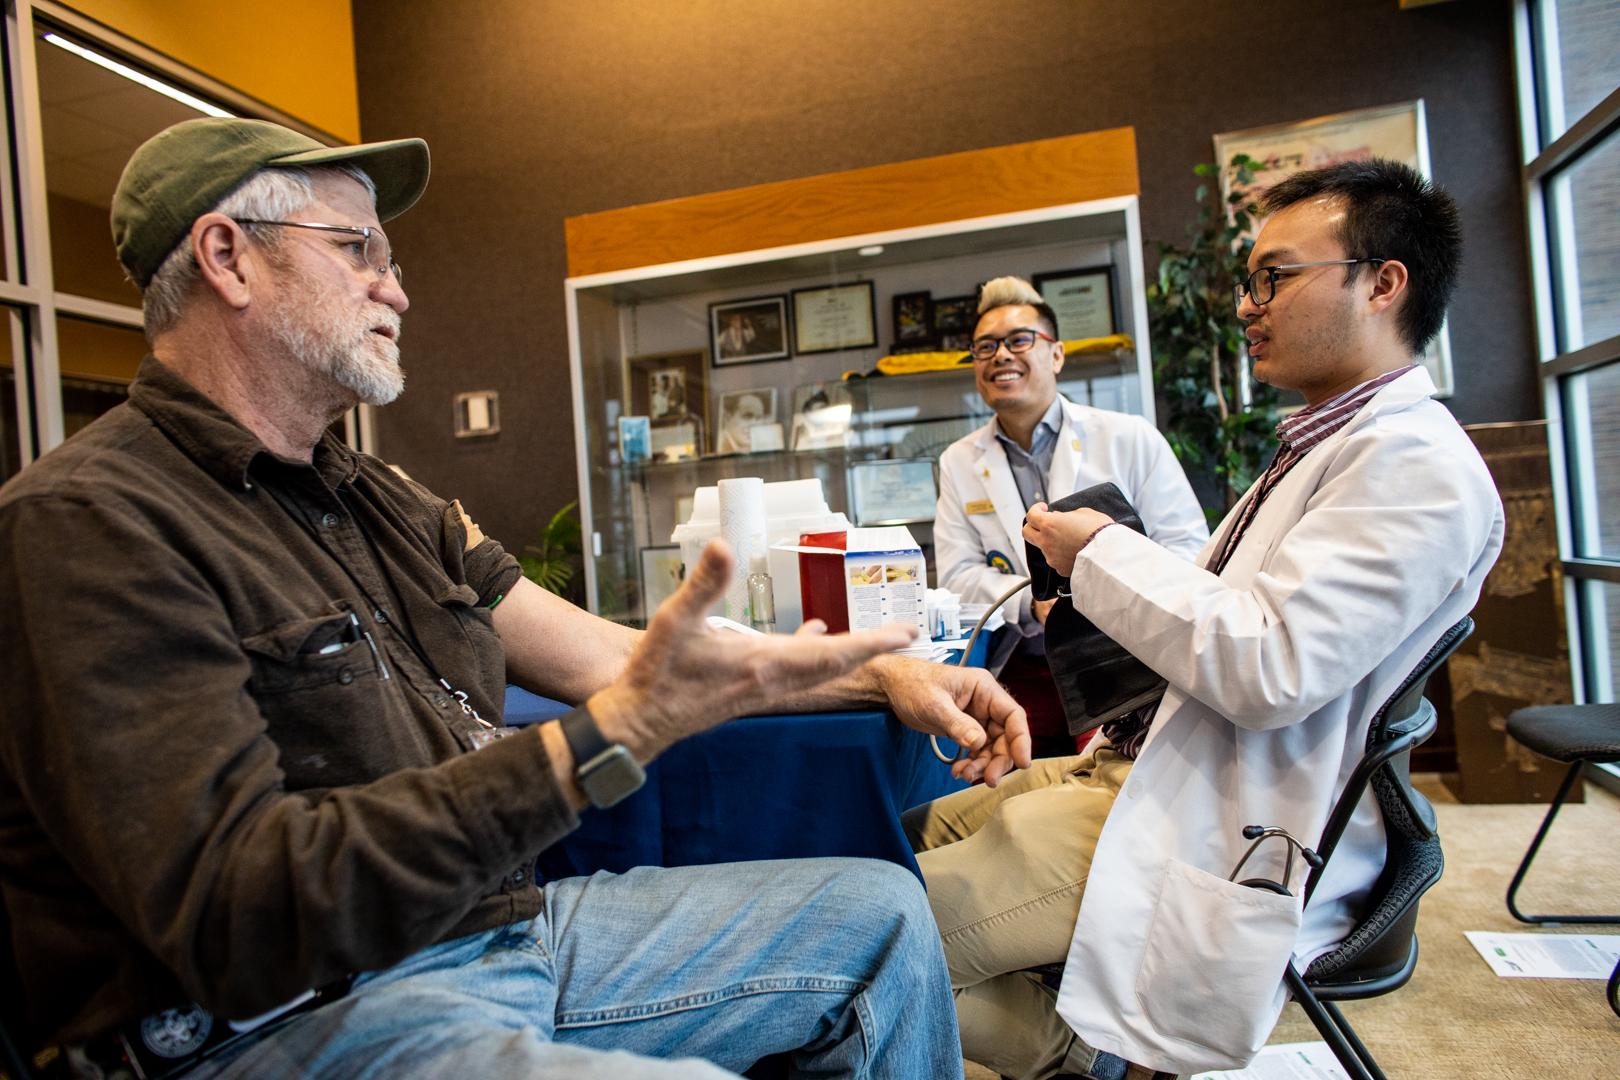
left=565, top=127, right=1139, bottom=278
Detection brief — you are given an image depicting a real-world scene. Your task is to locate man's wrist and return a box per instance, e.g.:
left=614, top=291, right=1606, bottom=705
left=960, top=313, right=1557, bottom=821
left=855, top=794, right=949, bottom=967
left=560, top=707, right=647, bottom=809
left=583, top=687, right=661, bottom=763
left=860, top=653, right=904, bottom=704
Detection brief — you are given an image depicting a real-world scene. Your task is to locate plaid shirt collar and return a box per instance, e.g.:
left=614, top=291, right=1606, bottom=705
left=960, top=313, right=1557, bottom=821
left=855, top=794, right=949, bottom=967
left=1274, top=364, right=1418, bottom=454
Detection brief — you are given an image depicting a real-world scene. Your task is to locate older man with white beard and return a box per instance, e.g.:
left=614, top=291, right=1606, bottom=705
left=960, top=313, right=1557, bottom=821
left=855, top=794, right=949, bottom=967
left=0, top=119, right=1031, bottom=1080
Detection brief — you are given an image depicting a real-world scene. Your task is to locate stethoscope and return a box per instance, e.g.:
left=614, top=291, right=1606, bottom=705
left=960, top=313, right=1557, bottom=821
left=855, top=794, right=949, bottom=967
left=930, top=575, right=1033, bottom=765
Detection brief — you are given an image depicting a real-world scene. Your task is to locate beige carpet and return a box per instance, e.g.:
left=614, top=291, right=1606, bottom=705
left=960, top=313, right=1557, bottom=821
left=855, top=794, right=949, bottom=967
left=966, top=776, right=1620, bottom=1079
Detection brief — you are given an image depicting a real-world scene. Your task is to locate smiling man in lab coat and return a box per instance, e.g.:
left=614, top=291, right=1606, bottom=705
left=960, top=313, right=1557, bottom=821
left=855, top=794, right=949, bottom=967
left=934, top=277, right=1207, bottom=758
left=908, top=160, right=1504, bottom=1079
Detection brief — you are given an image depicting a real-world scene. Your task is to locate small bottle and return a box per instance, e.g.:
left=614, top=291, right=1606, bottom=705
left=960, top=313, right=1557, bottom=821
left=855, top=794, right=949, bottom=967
left=746, top=554, right=776, bottom=634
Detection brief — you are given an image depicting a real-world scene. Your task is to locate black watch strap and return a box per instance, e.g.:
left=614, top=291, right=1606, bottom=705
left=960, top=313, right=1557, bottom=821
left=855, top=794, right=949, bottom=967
left=557, top=708, right=645, bottom=809
left=559, top=709, right=612, bottom=767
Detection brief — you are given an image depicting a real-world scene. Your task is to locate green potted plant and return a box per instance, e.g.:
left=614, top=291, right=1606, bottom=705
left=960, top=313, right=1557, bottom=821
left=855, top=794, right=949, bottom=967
left=518, top=501, right=582, bottom=597
left=1147, top=154, right=1282, bottom=521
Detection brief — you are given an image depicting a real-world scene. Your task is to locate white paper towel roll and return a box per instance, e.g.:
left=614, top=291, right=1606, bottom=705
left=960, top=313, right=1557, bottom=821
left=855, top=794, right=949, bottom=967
left=718, top=477, right=768, bottom=622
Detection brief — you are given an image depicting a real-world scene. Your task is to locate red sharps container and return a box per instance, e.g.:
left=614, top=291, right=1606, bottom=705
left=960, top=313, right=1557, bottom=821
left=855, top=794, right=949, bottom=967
left=797, top=530, right=848, bottom=633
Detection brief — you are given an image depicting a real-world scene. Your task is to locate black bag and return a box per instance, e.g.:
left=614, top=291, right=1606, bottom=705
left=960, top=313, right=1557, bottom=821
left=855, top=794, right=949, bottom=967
left=1026, top=482, right=1167, bottom=736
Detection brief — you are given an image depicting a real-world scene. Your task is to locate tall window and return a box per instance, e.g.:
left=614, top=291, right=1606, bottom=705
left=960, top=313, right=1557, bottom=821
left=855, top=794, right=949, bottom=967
left=0, top=4, right=361, bottom=485
left=1517, top=0, right=1620, bottom=698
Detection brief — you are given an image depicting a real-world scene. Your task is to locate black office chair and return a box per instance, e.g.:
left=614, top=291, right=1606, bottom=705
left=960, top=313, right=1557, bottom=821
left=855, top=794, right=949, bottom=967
left=1500, top=702, right=1620, bottom=1018
left=1502, top=702, right=1620, bottom=926
left=1257, top=616, right=1474, bottom=1080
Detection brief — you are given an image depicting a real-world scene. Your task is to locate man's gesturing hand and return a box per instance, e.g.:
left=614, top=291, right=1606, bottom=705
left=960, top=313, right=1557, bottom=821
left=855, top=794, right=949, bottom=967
left=586, top=539, right=918, bottom=761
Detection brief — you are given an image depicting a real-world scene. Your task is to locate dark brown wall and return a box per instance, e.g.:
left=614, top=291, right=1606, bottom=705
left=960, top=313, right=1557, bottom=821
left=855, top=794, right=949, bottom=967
left=352, top=0, right=1533, bottom=552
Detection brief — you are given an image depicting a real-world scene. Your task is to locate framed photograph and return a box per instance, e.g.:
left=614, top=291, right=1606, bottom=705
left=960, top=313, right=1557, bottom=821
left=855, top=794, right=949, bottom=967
left=891, top=290, right=935, bottom=351
left=639, top=545, right=685, bottom=618
left=789, top=380, right=853, bottom=451
left=933, top=294, right=977, bottom=354
left=709, top=295, right=790, bottom=365
left=847, top=458, right=939, bottom=527
left=618, top=415, right=651, bottom=464
left=1212, top=100, right=1452, bottom=397
left=715, top=387, right=779, bottom=454
left=628, top=349, right=709, bottom=430
left=791, top=281, right=877, bottom=354
left=1033, top=267, right=1117, bottom=341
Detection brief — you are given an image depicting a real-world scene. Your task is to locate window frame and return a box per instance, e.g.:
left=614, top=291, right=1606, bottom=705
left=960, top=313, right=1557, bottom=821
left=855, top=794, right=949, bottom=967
left=1516, top=0, right=1620, bottom=704
left=0, top=0, right=368, bottom=478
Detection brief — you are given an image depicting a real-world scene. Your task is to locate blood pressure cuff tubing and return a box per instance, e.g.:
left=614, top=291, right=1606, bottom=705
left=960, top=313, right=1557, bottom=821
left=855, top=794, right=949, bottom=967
left=1026, top=482, right=1168, bottom=736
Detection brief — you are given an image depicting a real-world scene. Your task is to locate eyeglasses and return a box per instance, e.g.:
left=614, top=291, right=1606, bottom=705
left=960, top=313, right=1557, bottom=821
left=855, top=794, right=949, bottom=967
left=969, top=327, right=1057, bottom=361
left=235, top=219, right=402, bottom=284
left=1233, top=258, right=1383, bottom=309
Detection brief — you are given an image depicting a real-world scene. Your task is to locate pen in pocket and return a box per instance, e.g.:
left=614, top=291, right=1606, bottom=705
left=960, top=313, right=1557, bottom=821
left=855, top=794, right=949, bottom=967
left=348, top=611, right=390, bottom=680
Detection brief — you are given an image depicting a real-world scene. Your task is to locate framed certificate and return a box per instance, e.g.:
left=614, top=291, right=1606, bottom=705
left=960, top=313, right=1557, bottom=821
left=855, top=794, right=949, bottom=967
left=790, top=281, right=877, bottom=355
left=1033, top=266, right=1117, bottom=341
left=847, top=458, right=938, bottom=526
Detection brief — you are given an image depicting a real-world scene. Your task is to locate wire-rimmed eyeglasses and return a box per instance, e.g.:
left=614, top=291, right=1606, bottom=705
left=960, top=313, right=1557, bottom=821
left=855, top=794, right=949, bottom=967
left=969, top=327, right=1057, bottom=361
left=235, top=219, right=402, bottom=284
left=1233, top=258, right=1383, bottom=309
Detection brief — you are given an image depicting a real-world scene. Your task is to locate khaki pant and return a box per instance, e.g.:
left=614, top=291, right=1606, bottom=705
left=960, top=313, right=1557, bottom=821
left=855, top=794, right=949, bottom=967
left=904, top=744, right=1133, bottom=1080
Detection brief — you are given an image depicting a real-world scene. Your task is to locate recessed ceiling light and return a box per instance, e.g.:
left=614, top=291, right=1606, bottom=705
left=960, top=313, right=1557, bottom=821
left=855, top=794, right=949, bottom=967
left=857, top=245, right=884, bottom=257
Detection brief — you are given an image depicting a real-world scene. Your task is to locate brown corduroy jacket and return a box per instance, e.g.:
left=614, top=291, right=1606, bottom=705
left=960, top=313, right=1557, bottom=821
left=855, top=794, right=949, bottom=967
left=0, top=357, right=579, bottom=1045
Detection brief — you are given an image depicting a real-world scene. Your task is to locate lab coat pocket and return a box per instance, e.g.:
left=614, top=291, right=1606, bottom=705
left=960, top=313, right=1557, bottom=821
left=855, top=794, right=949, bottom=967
left=1134, top=858, right=1301, bottom=1066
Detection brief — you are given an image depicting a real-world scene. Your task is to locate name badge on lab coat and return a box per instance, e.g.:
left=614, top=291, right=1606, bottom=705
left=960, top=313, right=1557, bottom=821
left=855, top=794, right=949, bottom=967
left=964, top=499, right=995, bottom=515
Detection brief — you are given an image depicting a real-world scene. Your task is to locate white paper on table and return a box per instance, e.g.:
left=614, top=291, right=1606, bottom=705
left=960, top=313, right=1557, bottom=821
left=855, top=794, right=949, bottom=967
left=1192, top=1042, right=1350, bottom=1080
left=1463, top=930, right=1620, bottom=978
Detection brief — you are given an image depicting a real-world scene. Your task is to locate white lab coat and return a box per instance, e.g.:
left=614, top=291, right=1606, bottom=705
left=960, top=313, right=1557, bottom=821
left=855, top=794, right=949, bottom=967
left=934, top=397, right=1207, bottom=667
left=1054, top=367, right=1504, bottom=1073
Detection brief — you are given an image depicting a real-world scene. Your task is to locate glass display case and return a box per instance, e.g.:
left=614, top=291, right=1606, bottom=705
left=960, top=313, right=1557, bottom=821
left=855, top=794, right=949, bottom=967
left=565, top=195, right=1154, bottom=622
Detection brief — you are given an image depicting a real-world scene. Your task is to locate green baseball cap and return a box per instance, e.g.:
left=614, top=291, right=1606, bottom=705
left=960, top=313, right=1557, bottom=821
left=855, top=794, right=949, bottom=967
left=111, top=117, right=430, bottom=288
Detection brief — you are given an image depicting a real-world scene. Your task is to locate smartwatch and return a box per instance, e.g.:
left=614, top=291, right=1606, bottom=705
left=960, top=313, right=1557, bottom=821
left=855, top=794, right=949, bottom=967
left=559, top=710, right=646, bottom=808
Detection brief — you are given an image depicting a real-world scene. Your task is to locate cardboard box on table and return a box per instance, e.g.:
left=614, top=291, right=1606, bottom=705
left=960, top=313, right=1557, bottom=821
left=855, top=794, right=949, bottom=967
left=797, top=526, right=928, bottom=637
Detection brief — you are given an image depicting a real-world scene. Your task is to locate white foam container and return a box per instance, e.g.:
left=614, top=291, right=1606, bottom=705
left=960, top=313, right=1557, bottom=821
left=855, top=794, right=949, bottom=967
left=670, top=478, right=847, bottom=630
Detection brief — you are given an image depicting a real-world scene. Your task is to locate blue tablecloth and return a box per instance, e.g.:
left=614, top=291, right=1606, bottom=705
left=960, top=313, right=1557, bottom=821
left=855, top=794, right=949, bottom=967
left=504, top=688, right=970, bottom=882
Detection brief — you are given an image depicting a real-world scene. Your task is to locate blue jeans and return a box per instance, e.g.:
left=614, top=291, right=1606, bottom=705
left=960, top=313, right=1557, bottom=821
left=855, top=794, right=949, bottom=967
left=189, top=858, right=961, bottom=1079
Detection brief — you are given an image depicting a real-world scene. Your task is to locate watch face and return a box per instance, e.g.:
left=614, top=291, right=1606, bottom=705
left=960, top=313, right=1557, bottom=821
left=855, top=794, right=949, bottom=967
left=579, top=745, right=646, bottom=808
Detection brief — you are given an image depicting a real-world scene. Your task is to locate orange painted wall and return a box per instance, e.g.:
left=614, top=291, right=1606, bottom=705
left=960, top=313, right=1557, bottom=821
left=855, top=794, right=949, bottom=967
left=62, top=0, right=359, bottom=141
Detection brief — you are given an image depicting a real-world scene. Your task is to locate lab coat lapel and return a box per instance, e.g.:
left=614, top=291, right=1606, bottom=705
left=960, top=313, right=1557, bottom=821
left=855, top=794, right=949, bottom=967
left=974, top=434, right=1030, bottom=577
left=1049, top=400, right=1081, bottom=503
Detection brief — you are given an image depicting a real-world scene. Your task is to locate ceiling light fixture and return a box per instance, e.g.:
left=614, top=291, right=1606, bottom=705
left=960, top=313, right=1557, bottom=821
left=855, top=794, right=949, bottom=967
left=857, top=245, right=884, bottom=257
left=43, top=33, right=232, bottom=118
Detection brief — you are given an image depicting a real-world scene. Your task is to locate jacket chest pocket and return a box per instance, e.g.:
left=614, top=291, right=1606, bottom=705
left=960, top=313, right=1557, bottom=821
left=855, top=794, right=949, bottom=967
left=240, top=604, right=423, bottom=785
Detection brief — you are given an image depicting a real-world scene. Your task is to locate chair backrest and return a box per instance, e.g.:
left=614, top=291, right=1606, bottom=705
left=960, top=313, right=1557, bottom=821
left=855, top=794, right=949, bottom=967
left=1306, top=615, right=1473, bottom=895
left=1297, top=616, right=1474, bottom=987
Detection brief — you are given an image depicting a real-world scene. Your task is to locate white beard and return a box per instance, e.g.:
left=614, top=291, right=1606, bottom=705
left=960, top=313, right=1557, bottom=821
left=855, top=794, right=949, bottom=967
left=266, top=269, right=406, bottom=407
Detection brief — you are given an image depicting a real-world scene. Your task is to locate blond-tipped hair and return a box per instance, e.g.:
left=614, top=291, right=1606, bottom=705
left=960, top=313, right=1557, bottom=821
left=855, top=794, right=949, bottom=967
left=976, top=275, right=1043, bottom=314
left=975, top=275, right=1059, bottom=337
